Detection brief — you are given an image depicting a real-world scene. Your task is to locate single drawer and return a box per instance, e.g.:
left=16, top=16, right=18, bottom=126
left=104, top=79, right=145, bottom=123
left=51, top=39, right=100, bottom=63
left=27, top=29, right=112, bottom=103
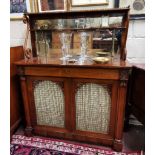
left=24, top=66, right=120, bottom=80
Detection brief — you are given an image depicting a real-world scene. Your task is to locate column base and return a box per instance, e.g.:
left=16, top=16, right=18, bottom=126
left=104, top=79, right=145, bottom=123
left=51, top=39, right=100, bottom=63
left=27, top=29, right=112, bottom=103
left=113, top=139, right=123, bottom=152
left=25, top=127, right=33, bottom=136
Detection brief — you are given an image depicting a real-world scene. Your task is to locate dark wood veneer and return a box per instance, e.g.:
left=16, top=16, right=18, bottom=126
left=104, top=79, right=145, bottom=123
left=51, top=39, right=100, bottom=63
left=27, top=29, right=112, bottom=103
left=16, top=8, right=131, bottom=151
left=16, top=56, right=131, bottom=151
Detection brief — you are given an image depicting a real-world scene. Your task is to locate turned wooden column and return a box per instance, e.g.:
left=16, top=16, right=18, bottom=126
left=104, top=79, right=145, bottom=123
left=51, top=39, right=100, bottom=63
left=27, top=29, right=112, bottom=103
left=18, top=67, right=33, bottom=136
left=113, top=69, right=130, bottom=151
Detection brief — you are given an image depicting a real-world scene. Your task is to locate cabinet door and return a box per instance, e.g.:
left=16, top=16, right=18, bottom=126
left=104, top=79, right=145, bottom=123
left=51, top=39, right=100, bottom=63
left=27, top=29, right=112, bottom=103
left=72, top=79, right=118, bottom=139
left=27, top=76, right=70, bottom=133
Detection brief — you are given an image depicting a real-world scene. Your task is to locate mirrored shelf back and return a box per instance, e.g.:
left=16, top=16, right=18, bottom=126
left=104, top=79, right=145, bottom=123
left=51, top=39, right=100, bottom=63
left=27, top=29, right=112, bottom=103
left=23, top=8, right=130, bottom=61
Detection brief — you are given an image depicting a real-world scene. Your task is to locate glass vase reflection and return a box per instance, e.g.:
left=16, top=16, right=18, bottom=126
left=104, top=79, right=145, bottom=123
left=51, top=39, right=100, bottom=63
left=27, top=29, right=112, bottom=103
left=57, top=19, right=64, bottom=29
left=59, top=33, right=72, bottom=60
left=79, top=32, right=90, bottom=61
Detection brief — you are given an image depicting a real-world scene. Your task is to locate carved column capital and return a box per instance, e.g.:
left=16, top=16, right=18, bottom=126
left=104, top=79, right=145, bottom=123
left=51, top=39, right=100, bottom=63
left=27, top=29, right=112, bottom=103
left=33, top=80, right=65, bottom=93
left=75, top=82, right=84, bottom=94
left=57, top=81, right=65, bottom=92
left=17, top=66, right=25, bottom=76
left=23, top=14, right=29, bottom=24
left=120, top=69, right=130, bottom=87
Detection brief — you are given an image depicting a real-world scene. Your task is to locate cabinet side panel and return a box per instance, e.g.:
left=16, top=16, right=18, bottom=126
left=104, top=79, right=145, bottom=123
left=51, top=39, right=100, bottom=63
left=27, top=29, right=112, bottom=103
left=10, top=46, right=24, bottom=135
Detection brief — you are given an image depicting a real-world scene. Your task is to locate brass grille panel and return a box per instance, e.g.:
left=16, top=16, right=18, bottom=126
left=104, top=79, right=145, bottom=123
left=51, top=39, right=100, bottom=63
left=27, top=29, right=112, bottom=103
left=34, top=80, right=64, bottom=128
left=75, top=83, right=111, bottom=133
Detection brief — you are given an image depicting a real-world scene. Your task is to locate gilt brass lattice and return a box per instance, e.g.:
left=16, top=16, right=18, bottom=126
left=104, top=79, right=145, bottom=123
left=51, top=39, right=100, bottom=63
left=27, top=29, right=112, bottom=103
left=75, top=83, right=111, bottom=133
left=34, top=80, right=65, bottom=128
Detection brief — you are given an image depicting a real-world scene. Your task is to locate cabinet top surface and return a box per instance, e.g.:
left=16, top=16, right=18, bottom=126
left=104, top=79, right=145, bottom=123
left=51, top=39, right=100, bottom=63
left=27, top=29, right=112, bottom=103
left=132, top=63, right=145, bottom=70
left=15, top=50, right=131, bottom=69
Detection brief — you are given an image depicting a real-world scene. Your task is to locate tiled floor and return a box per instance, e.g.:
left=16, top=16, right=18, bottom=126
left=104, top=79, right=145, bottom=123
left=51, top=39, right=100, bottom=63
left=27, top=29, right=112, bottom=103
left=123, top=125, right=145, bottom=151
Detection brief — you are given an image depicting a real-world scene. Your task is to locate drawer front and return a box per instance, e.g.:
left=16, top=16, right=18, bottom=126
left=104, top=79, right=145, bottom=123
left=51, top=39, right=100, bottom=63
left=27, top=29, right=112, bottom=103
left=25, top=67, right=120, bottom=80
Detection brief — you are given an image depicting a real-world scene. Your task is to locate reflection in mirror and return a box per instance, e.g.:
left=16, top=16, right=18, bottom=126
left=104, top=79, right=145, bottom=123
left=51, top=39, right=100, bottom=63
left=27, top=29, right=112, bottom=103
left=34, top=20, right=56, bottom=29
left=35, top=27, right=122, bottom=57
left=101, top=16, right=109, bottom=27
left=35, top=31, right=52, bottom=58
left=108, top=16, right=123, bottom=27
left=90, top=17, right=102, bottom=28
left=73, top=18, right=86, bottom=29
left=57, top=19, right=65, bottom=29
left=85, top=18, right=91, bottom=28
left=33, top=16, right=123, bottom=30
left=92, top=29, right=122, bottom=57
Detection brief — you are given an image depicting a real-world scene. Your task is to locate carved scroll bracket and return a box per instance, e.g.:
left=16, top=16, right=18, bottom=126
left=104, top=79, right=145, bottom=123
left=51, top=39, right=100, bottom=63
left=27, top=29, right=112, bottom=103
left=23, top=14, right=33, bottom=60
left=56, top=81, right=65, bottom=93
left=75, top=82, right=85, bottom=94
left=75, top=82, right=112, bottom=95
left=23, top=14, right=29, bottom=24
left=33, top=80, right=65, bottom=93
